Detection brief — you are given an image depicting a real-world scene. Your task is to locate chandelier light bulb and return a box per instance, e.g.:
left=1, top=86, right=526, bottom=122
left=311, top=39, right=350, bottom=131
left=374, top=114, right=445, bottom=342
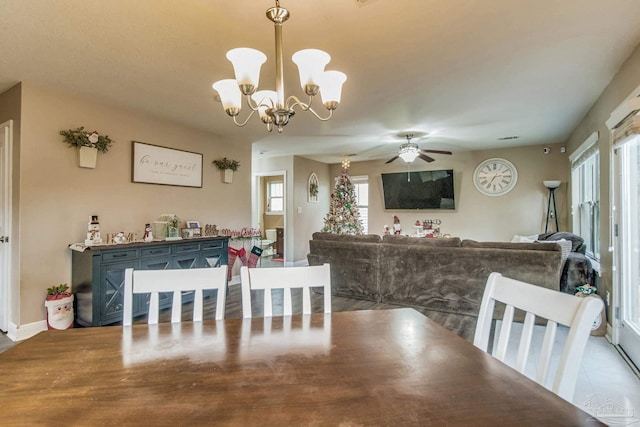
left=226, top=48, right=267, bottom=95
left=318, top=71, right=347, bottom=109
left=292, top=49, right=331, bottom=95
left=212, top=79, right=242, bottom=116
left=252, top=90, right=278, bottom=123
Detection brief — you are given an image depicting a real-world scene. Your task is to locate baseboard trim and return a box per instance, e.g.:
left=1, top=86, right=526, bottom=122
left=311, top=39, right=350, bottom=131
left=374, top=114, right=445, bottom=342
left=7, top=320, right=47, bottom=342
left=606, top=323, right=613, bottom=343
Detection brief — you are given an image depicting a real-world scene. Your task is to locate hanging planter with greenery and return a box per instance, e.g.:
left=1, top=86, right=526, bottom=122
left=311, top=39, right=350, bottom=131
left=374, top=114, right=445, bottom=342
left=60, top=127, right=114, bottom=169
left=213, top=157, right=240, bottom=183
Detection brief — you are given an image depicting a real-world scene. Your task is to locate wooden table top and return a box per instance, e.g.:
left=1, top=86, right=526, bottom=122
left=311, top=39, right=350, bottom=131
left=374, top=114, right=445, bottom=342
left=0, top=308, right=602, bottom=426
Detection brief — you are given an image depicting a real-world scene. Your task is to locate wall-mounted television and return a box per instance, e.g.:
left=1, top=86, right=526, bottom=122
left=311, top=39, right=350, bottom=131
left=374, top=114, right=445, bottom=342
left=381, top=169, right=455, bottom=210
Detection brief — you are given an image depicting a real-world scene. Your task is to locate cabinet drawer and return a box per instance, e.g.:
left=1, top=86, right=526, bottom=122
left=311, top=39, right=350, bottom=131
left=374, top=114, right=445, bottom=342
left=140, top=246, right=171, bottom=258
left=174, top=243, right=201, bottom=254
left=101, top=250, right=137, bottom=262
left=202, top=240, right=225, bottom=250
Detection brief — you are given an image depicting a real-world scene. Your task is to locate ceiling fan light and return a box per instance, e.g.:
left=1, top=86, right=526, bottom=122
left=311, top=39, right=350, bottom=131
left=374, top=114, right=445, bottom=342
left=252, top=90, right=278, bottom=122
left=318, top=71, right=347, bottom=109
left=399, top=151, right=419, bottom=162
left=226, top=48, right=267, bottom=94
left=212, top=79, right=242, bottom=115
left=292, top=49, right=331, bottom=95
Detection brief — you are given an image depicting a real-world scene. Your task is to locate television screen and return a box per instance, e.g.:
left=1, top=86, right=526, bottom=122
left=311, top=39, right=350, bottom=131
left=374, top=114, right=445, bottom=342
left=381, top=169, right=455, bottom=210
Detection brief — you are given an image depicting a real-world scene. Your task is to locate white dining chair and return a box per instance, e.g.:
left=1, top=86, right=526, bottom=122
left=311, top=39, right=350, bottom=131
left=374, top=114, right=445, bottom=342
left=123, top=266, right=228, bottom=326
left=240, top=264, right=331, bottom=318
left=473, top=272, right=604, bottom=401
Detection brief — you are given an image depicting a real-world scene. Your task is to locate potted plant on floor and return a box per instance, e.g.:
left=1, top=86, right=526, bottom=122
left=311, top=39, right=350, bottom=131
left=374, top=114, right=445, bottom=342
left=45, top=283, right=74, bottom=330
left=212, top=157, right=240, bottom=183
left=60, top=126, right=114, bottom=168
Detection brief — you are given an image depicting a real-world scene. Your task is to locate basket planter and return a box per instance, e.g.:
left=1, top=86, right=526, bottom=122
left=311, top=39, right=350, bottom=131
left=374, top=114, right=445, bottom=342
left=78, top=146, right=98, bottom=168
left=45, top=293, right=74, bottom=330
left=223, top=169, right=233, bottom=184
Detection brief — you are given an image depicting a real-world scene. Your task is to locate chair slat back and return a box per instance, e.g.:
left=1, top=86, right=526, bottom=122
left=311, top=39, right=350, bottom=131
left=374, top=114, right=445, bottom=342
left=473, top=272, right=603, bottom=401
left=123, top=266, right=228, bottom=326
left=240, top=264, right=331, bottom=318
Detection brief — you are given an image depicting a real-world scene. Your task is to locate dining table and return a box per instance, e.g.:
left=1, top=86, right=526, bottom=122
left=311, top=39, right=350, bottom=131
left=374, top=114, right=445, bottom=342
left=0, top=308, right=602, bottom=426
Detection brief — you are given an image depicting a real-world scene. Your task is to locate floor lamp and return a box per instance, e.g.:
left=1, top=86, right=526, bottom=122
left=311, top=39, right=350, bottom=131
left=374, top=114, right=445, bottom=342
left=544, top=180, right=561, bottom=233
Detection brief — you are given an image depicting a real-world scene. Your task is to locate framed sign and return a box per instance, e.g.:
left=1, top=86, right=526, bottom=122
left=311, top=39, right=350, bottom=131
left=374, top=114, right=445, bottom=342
left=132, top=141, right=203, bottom=188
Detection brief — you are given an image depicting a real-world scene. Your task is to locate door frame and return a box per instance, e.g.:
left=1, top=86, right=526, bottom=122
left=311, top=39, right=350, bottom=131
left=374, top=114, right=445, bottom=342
left=252, top=170, right=287, bottom=264
left=612, top=137, right=640, bottom=367
left=0, top=120, right=13, bottom=332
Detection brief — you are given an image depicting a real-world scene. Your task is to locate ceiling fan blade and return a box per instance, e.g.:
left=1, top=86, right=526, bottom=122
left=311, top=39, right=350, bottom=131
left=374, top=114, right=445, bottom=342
left=369, top=151, right=396, bottom=159
left=419, top=154, right=435, bottom=162
left=385, top=156, right=399, bottom=164
left=420, top=149, right=452, bottom=155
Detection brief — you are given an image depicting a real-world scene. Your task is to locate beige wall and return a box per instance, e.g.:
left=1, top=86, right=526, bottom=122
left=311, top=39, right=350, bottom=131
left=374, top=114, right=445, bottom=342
left=564, top=42, right=640, bottom=319
left=12, top=83, right=251, bottom=325
left=329, top=143, right=568, bottom=242
left=293, top=157, right=331, bottom=261
left=253, top=156, right=330, bottom=263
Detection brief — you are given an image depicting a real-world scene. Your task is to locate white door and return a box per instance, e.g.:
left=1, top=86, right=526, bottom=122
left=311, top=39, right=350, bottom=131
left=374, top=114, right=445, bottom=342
left=0, top=120, right=13, bottom=332
left=614, top=135, right=640, bottom=367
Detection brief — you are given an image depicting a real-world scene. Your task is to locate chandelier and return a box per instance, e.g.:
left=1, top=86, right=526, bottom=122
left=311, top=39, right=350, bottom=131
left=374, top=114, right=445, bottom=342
left=212, top=1, right=347, bottom=133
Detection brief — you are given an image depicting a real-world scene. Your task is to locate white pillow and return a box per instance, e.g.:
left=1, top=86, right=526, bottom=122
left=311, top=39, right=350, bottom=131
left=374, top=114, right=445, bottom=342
left=511, top=234, right=537, bottom=243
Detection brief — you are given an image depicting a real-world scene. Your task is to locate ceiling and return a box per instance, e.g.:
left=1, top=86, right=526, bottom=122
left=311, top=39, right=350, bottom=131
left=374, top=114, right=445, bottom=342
left=2, top=0, right=640, bottom=164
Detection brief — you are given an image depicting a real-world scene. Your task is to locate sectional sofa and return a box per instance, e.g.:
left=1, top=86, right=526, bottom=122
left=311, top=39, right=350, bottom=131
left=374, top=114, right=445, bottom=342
left=307, top=233, right=565, bottom=320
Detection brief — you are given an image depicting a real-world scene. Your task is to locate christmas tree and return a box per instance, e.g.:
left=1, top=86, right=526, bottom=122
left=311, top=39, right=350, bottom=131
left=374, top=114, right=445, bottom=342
left=322, top=159, right=364, bottom=235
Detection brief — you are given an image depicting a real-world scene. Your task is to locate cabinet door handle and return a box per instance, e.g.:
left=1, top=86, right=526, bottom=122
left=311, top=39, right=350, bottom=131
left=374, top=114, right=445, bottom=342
left=112, top=253, right=127, bottom=258
left=0, top=236, right=8, bottom=243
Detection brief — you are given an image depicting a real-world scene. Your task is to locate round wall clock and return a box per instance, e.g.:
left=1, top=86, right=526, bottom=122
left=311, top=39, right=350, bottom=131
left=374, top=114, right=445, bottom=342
left=473, top=158, right=518, bottom=196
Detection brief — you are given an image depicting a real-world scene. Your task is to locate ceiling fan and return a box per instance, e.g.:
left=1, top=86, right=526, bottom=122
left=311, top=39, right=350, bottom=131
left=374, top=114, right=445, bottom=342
left=385, top=134, right=453, bottom=164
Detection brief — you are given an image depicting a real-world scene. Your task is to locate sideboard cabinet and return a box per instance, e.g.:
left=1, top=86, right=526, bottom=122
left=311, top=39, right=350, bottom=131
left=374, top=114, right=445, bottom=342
left=72, top=237, right=229, bottom=326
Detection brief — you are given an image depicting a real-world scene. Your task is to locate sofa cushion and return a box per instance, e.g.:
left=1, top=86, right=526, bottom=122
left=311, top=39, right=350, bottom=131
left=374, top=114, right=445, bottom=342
left=382, top=235, right=462, bottom=247
left=311, top=232, right=382, bottom=243
left=461, top=240, right=560, bottom=252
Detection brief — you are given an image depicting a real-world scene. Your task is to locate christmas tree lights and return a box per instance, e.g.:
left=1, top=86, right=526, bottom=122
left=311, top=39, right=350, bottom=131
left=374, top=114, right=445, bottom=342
left=322, top=160, right=364, bottom=235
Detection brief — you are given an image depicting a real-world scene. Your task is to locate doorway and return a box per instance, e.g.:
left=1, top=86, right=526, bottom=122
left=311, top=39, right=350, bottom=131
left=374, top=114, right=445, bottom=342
left=613, top=134, right=640, bottom=369
left=0, top=120, right=13, bottom=332
left=253, top=172, right=286, bottom=268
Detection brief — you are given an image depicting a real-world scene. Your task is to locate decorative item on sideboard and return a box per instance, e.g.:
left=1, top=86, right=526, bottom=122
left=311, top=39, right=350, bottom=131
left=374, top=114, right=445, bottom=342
left=204, top=224, right=219, bottom=237
left=212, top=157, right=240, bottom=183
left=156, top=214, right=181, bottom=240
left=84, top=215, right=102, bottom=246
left=59, top=127, right=114, bottom=169
left=181, top=220, right=202, bottom=239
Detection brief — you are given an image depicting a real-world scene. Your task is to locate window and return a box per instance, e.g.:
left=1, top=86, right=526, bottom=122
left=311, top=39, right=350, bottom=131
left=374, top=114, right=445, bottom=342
left=353, top=176, right=369, bottom=233
left=267, top=181, right=284, bottom=213
left=571, top=136, right=599, bottom=260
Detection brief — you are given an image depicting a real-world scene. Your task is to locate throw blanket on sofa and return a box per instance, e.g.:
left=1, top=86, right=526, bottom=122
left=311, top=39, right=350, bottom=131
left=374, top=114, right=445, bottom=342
left=537, top=232, right=596, bottom=294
